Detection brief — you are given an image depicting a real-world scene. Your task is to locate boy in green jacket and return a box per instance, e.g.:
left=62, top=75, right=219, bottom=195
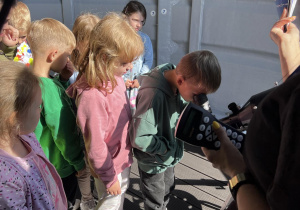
left=129, top=50, right=222, bottom=210
left=27, top=18, right=85, bottom=206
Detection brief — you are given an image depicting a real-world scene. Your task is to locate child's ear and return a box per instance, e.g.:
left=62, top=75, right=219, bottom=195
left=46, top=50, right=58, bottom=63
left=176, top=75, right=185, bottom=86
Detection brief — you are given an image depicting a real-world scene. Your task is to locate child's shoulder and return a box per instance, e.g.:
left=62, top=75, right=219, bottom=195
left=20, top=133, right=45, bottom=156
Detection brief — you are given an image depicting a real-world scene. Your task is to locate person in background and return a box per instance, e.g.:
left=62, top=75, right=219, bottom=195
left=69, top=13, right=100, bottom=85
left=69, top=13, right=101, bottom=210
left=66, top=12, right=144, bottom=210
left=129, top=50, right=221, bottom=210
left=0, top=61, right=67, bottom=209
left=122, top=0, right=153, bottom=114
left=202, top=10, right=300, bottom=210
left=9, top=1, right=33, bottom=67
left=27, top=18, right=86, bottom=208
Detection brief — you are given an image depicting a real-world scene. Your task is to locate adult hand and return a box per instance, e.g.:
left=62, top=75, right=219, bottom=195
left=125, top=79, right=132, bottom=89
left=107, top=180, right=121, bottom=195
left=60, top=59, right=75, bottom=81
left=269, top=9, right=300, bottom=81
left=201, top=121, right=246, bottom=178
left=131, top=79, right=140, bottom=88
left=0, top=25, right=18, bottom=42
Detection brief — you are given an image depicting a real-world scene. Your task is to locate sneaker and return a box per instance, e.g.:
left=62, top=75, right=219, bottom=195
left=80, top=199, right=96, bottom=210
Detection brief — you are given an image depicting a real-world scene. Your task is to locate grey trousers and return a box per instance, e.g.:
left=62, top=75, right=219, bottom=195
left=138, top=166, right=175, bottom=210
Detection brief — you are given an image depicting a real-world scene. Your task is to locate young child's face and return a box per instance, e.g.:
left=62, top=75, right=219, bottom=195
left=176, top=60, right=207, bottom=101
left=17, top=31, right=27, bottom=45
left=1, top=29, right=18, bottom=47
left=114, top=59, right=133, bottom=77
left=51, top=49, right=72, bottom=73
left=178, top=79, right=207, bottom=102
left=128, top=12, right=144, bottom=32
left=19, top=87, right=42, bottom=135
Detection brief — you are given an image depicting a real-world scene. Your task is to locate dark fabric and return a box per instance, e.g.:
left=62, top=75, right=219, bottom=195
left=62, top=172, right=78, bottom=204
left=244, top=70, right=300, bottom=210
left=288, top=65, right=300, bottom=78
left=138, top=166, right=175, bottom=210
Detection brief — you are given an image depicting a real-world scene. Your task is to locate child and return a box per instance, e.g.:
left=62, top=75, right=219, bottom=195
left=9, top=1, right=33, bottom=66
left=66, top=12, right=144, bottom=209
left=122, top=0, right=153, bottom=114
left=70, top=13, right=101, bottom=210
left=129, top=50, right=222, bottom=210
left=0, top=61, right=67, bottom=209
left=27, top=18, right=86, bottom=206
left=69, top=13, right=100, bottom=84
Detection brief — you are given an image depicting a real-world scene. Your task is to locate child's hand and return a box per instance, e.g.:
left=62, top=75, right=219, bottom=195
left=107, top=180, right=121, bottom=195
left=59, top=59, right=75, bottom=81
left=131, top=79, right=140, bottom=88
left=125, top=80, right=133, bottom=89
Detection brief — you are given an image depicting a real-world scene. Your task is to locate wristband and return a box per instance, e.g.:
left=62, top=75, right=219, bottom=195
left=228, top=173, right=253, bottom=200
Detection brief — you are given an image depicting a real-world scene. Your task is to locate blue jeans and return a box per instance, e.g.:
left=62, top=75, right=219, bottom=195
left=138, top=166, right=175, bottom=210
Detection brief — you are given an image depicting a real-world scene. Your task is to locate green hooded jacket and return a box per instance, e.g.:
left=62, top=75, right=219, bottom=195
left=129, top=63, right=186, bottom=174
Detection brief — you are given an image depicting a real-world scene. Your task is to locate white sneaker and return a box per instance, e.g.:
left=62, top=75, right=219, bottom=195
left=72, top=199, right=81, bottom=210
left=80, top=199, right=96, bottom=210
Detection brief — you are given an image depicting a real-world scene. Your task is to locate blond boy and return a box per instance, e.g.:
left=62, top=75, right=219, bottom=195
left=27, top=18, right=85, bottom=206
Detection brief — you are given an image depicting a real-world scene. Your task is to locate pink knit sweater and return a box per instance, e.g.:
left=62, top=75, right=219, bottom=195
left=66, top=75, right=133, bottom=188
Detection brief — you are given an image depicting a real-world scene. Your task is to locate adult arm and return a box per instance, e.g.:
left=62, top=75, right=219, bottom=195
left=201, top=122, right=269, bottom=210
left=269, top=9, right=300, bottom=81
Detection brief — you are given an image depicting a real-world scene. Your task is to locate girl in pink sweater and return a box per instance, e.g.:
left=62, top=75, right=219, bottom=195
left=66, top=13, right=143, bottom=210
left=0, top=61, right=67, bottom=209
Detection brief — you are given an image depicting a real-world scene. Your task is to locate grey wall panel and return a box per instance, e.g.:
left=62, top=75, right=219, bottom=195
left=21, top=0, right=64, bottom=22
left=201, top=0, right=278, bottom=54
left=157, top=0, right=192, bottom=65
left=206, top=45, right=281, bottom=118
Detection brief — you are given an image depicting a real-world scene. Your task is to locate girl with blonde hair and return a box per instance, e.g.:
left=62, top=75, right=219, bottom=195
left=0, top=61, right=67, bottom=209
left=66, top=12, right=144, bottom=210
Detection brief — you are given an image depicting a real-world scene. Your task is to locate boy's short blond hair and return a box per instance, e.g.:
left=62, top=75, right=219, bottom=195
left=177, top=50, right=221, bottom=93
left=8, top=1, right=31, bottom=35
left=27, top=18, right=76, bottom=56
left=78, top=12, right=144, bottom=93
